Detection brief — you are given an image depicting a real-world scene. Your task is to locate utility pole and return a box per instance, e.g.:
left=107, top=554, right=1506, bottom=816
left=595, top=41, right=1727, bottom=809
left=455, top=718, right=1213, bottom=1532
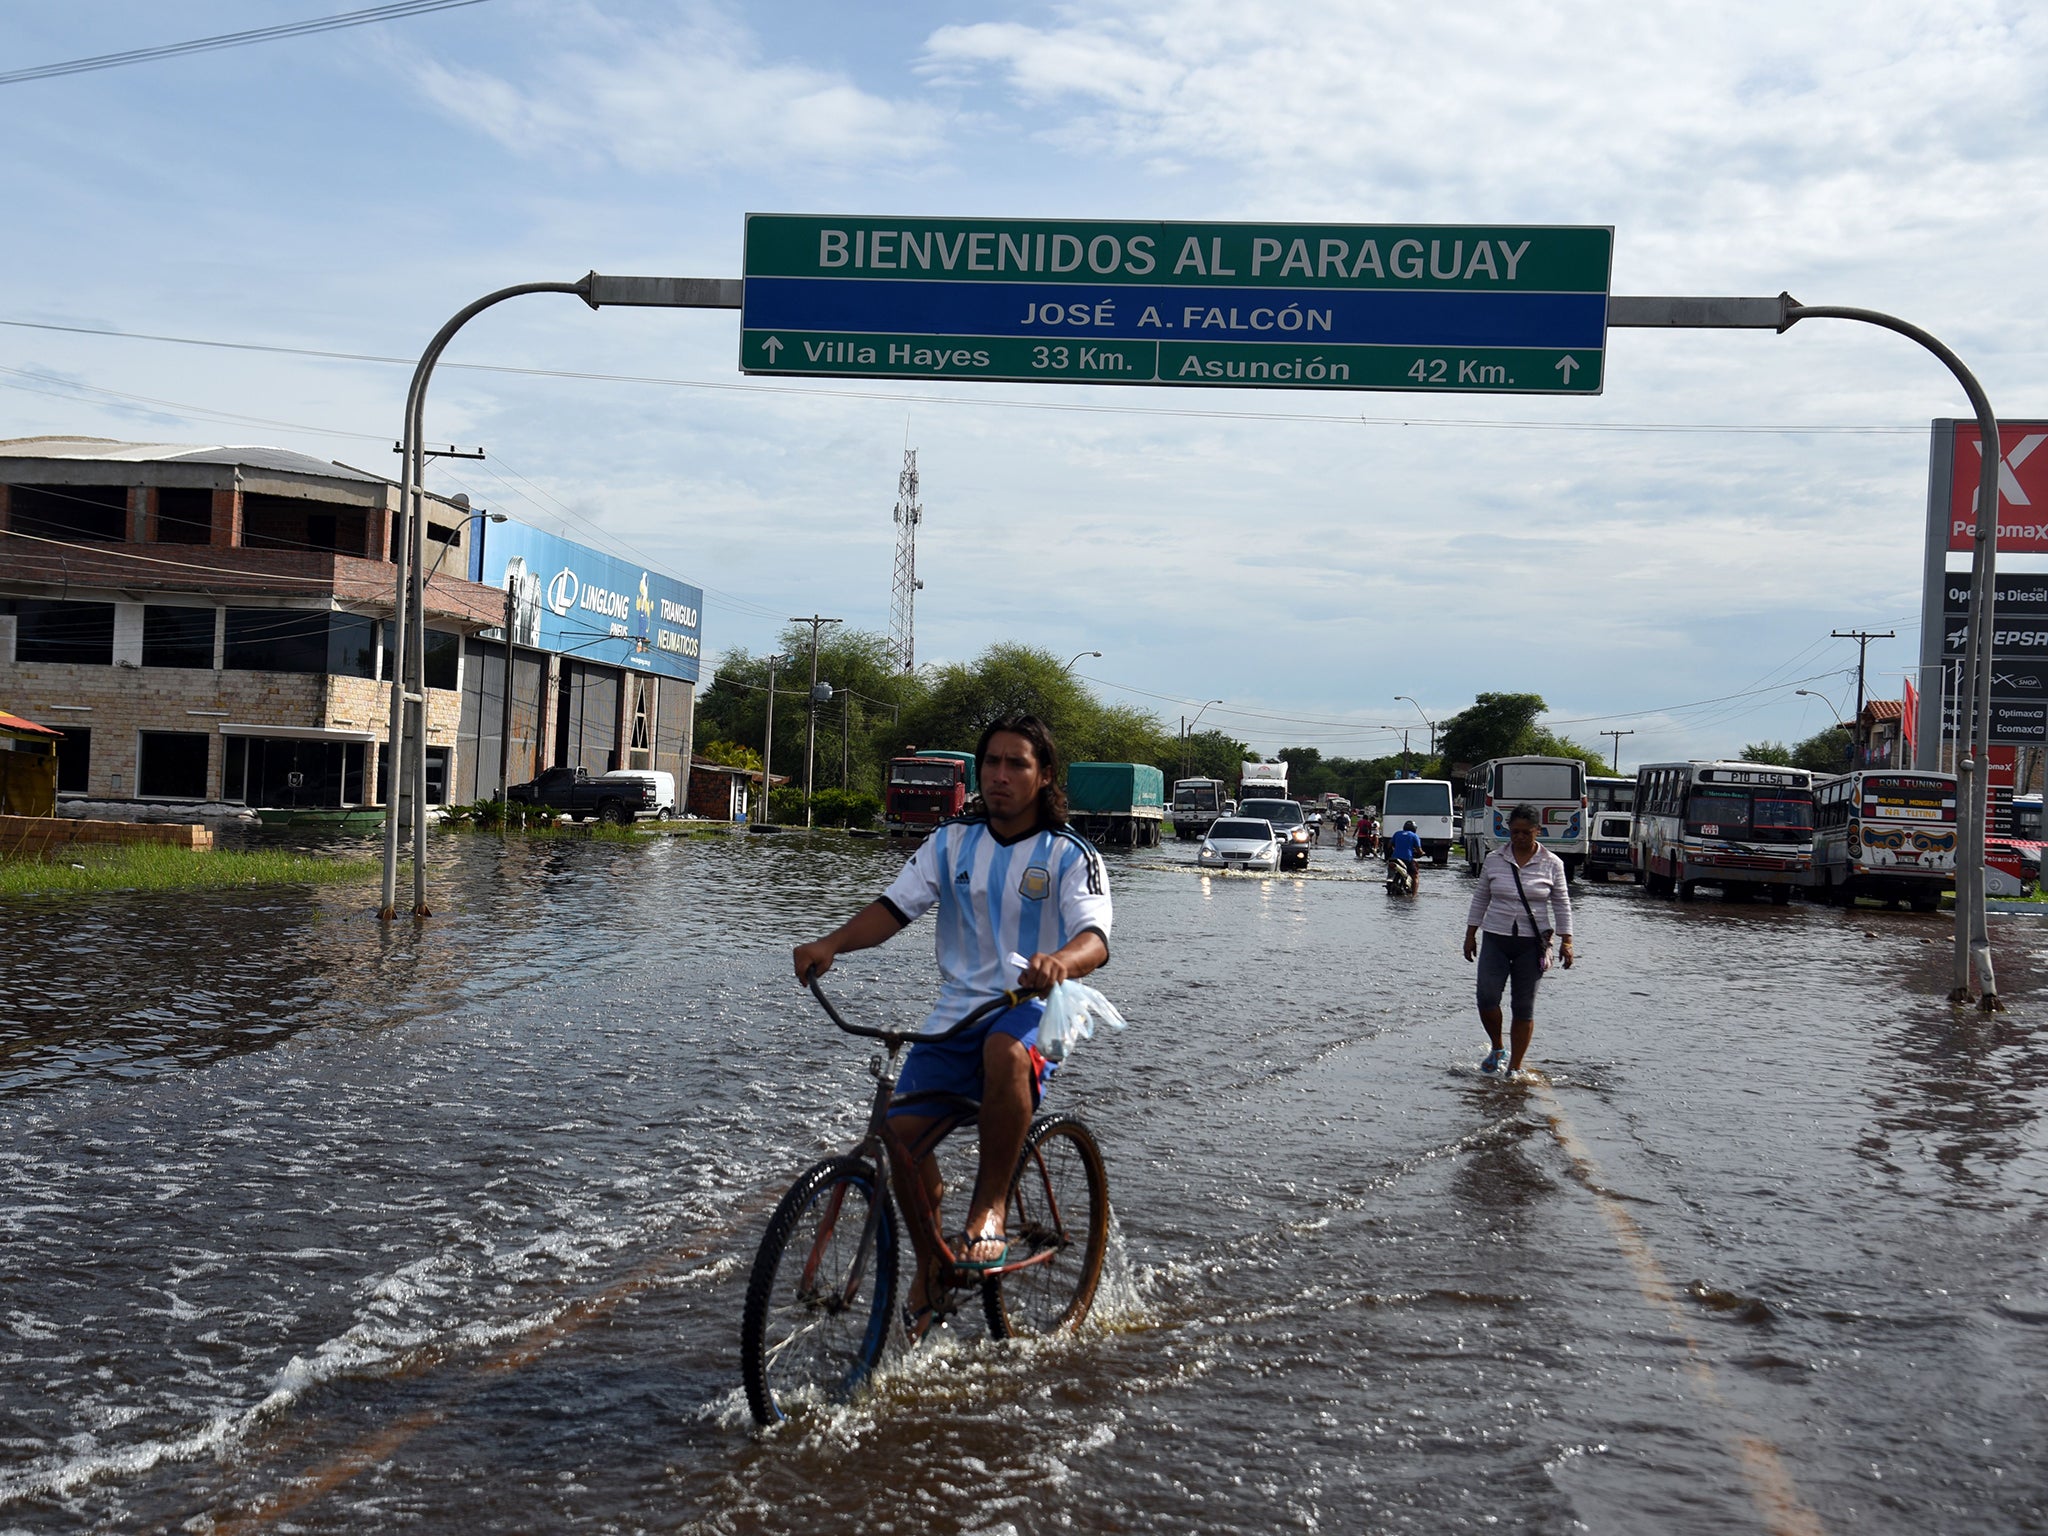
left=1602, top=728, right=1634, bottom=774
left=1833, top=628, right=1895, bottom=767
left=791, top=615, right=842, bottom=826
left=760, top=653, right=785, bottom=825
left=842, top=689, right=851, bottom=788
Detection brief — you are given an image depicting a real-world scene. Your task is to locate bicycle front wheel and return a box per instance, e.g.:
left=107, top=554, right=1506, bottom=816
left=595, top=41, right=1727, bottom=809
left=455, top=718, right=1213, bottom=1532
left=741, top=1157, right=897, bottom=1426
left=982, top=1113, right=1109, bottom=1340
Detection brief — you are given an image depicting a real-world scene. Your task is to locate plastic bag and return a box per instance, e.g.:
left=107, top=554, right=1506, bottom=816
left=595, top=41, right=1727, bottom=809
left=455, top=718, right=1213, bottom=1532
left=1033, top=979, right=1129, bottom=1063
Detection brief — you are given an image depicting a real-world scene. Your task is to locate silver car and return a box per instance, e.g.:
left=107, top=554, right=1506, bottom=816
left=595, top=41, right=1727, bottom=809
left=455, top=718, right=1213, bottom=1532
left=1199, top=817, right=1281, bottom=872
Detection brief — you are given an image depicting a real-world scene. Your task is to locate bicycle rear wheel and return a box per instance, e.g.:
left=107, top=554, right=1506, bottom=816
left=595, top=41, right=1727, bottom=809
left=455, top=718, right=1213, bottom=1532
left=982, top=1113, right=1109, bottom=1340
left=741, top=1157, right=897, bottom=1425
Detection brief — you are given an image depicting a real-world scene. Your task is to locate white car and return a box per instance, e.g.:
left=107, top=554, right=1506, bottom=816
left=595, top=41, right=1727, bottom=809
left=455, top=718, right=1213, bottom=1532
left=1199, top=817, right=1281, bottom=872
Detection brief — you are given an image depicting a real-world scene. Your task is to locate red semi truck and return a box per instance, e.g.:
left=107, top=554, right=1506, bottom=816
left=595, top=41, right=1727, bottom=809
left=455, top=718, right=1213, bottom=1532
left=884, top=750, right=977, bottom=834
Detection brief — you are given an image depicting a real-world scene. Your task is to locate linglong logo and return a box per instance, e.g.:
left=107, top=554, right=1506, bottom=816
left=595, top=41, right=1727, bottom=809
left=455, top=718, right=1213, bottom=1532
left=546, top=567, right=579, bottom=616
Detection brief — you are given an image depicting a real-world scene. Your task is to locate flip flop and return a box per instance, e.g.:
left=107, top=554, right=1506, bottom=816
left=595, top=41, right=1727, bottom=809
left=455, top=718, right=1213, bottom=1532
left=953, top=1231, right=1010, bottom=1272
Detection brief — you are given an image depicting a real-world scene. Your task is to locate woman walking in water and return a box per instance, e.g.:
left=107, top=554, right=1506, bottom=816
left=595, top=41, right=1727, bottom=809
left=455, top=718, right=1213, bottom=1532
left=1463, top=804, right=1574, bottom=1077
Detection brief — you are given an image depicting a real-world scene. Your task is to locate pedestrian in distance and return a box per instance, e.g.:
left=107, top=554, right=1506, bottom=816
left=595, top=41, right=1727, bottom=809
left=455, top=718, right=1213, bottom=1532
left=1462, top=804, right=1574, bottom=1078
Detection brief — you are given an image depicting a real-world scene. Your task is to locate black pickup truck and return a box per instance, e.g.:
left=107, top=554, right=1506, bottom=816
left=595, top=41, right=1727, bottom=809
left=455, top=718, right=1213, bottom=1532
left=506, top=766, right=653, bottom=824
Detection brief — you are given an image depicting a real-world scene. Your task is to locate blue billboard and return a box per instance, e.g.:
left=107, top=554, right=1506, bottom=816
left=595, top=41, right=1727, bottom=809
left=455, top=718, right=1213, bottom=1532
left=471, top=519, right=703, bottom=683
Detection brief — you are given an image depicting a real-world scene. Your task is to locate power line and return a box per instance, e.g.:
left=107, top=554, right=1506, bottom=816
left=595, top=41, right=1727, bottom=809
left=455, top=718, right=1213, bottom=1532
left=0, top=1, right=493, bottom=87
left=0, top=316, right=1929, bottom=436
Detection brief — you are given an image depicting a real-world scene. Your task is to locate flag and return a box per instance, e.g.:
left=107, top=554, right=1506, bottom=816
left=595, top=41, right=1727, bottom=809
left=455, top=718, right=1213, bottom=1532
left=1903, top=678, right=1918, bottom=753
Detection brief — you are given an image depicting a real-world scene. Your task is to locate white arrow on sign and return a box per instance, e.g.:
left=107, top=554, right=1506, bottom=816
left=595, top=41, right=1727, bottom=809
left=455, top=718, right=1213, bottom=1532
left=1555, top=355, right=1579, bottom=383
left=761, top=336, right=784, bottom=362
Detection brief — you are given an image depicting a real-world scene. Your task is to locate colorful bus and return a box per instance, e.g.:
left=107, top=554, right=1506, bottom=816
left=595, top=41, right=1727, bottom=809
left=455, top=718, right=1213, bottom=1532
left=1631, top=761, right=1815, bottom=903
left=1460, top=756, right=1588, bottom=879
left=1813, top=770, right=1956, bottom=911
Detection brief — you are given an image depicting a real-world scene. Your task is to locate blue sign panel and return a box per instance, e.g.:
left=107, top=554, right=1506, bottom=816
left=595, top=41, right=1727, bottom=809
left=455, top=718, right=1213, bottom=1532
left=471, top=520, right=703, bottom=684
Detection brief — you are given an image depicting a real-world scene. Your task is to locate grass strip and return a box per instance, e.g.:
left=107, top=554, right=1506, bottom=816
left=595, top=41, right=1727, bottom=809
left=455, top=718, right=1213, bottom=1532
left=0, top=843, right=380, bottom=900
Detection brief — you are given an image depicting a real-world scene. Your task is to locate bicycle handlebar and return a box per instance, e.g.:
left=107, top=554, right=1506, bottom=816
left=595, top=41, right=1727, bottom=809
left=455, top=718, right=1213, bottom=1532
left=806, top=976, right=1043, bottom=1045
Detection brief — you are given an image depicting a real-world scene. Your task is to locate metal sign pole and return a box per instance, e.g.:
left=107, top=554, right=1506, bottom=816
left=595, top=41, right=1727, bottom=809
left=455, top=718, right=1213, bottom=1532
left=376, top=273, right=745, bottom=918
left=1610, top=295, right=2002, bottom=1009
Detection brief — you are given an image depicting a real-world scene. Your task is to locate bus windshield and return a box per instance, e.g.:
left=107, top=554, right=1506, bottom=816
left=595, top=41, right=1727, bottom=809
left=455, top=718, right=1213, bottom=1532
left=889, top=761, right=958, bottom=786
left=1498, top=762, right=1580, bottom=801
left=1687, top=788, right=1812, bottom=842
left=1383, top=782, right=1451, bottom=819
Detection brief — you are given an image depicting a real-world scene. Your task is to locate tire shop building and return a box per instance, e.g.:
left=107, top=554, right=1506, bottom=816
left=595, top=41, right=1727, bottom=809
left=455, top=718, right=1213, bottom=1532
left=0, top=437, right=702, bottom=814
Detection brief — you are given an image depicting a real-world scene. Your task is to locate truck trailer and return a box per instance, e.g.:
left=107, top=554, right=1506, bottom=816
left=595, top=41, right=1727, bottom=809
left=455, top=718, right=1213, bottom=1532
left=1067, top=762, right=1166, bottom=848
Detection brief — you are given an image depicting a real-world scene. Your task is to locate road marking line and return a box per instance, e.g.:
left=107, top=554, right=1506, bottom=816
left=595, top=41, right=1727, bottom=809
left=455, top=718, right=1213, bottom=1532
left=208, top=1242, right=717, bottom=1534
left=1534, top=1082, right=1826, bottom=1536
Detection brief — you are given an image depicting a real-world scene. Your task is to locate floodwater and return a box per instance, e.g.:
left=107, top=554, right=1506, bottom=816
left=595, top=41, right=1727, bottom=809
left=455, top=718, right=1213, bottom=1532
left=3, top=831, right=2046, bottom=1534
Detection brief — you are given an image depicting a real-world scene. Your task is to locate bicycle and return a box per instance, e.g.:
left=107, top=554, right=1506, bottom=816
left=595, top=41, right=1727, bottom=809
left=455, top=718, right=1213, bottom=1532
left=740, top=978, right=1111, bottom=1427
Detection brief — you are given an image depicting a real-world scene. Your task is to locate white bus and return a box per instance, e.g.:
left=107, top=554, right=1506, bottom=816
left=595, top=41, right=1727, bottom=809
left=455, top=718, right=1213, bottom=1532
left=1588, top=775, right=1636, bottom=815
left=1460, top=756, right=1588, bottom=879
left=1813, top=770, right=1956, bottom=911
left=1379, top=777, right=1456, bottom=866
left=1632, top=761, right=1816, bottom=903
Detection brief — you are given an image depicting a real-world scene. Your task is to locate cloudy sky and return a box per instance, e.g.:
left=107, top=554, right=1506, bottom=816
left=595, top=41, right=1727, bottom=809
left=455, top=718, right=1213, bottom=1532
left=5, top=0, right=2046, bottom=764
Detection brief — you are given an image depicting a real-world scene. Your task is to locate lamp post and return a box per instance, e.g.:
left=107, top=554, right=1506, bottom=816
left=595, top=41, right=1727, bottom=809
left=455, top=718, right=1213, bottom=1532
left=379, top=269, right=743, bottom=920
left=1064, top=650, right=1102, bottom=673
left=1394, top=695, right=1436, bottom=757
left=1181, top=698, right=1223, bottom=780
left=1797, top=689, right=1852, bottom=772
left=761, top=654, right=786, bottom=826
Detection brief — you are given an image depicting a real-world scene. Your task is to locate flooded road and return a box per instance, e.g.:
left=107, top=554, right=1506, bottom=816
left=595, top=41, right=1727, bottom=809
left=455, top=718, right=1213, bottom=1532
left=3, top=832, right=2046, bottom=1533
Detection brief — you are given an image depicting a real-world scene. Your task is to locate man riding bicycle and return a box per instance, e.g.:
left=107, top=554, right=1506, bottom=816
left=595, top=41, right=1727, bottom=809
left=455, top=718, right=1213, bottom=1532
left=792, top=715, right=1111, bottom=1337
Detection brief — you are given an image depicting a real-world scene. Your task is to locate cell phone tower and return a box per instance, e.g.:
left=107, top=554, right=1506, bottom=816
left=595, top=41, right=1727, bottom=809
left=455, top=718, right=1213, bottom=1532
left=889, top=448, right=923, bottom=673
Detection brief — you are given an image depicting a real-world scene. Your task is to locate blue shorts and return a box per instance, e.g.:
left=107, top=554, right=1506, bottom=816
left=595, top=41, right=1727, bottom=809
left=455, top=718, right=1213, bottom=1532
left=890, top=999, right=1053, bottom=1118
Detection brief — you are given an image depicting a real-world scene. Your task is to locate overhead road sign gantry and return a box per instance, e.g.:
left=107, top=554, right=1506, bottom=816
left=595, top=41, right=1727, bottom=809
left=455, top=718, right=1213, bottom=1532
left=740, top=216, right=1613, bottom=395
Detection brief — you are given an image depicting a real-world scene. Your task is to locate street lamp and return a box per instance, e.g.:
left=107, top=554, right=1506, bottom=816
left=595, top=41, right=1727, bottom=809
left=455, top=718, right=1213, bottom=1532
left=1064, top=650, right=1103, bottom=673
left=1795, top=688, right=1846, bottom=725
left=1181, top=698, right=1223, bottom=780
left=1797, top=688, right=1854, bottom=771
left=1394, top=695, right=1436, bottom=757
left=424, top=506, right=508, bottom=583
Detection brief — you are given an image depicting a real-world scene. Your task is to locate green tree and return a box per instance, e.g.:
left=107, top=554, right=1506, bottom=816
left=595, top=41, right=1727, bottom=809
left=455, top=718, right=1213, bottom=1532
left=1791, top=725, right=1852, bottom=774
left=1740, top=740, right=1795, bottom=766
left=1436, top=692, right=1547, bottom=771
left=1177, top=728, right=1254, bottom=784
left=1526, top=727, right=1612, bottom=777
left=696, top=626, right=921, bottom=799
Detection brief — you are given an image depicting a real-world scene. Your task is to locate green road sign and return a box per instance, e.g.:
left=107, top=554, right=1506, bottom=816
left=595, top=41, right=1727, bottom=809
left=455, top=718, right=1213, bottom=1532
left=740, top=215, right=1612, bottom=395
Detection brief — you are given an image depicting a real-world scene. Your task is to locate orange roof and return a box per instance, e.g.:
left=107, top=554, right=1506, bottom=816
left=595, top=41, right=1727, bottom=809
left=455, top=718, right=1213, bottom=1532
left=0, top=709, right=63, bottom=740
left=1862, top=699, right=1905, bottom=721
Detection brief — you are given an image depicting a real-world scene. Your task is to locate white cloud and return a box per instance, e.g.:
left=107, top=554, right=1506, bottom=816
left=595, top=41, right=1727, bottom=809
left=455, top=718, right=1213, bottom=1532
left=412, top=2, right=945, bottom=176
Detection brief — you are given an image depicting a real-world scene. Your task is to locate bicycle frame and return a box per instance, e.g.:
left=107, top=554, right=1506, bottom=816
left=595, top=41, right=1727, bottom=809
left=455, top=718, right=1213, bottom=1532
left=806, top=980, right=1067, bottom=1299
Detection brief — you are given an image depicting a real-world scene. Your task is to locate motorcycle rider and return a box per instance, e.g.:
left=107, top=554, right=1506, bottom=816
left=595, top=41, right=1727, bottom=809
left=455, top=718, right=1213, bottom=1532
left=1388, top=819, right=1424, bottom=893
left=1355, top=813, right=1378, bottom=858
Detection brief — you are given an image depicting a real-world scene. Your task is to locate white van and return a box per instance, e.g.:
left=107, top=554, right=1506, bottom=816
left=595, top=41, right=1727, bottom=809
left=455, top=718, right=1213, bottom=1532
left=1379, top=778, right=1456, bottom=866
left=596, top=770, right=676, bottom=819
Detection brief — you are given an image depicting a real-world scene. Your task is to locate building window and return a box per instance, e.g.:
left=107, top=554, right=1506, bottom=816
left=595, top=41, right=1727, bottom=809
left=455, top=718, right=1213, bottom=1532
left=5, top=484, right=127, bottom=541
left=54, top=727, right=90, bottom=794
left=137, top=731, right=209, bottom=799
left=6, top=599, right=116, bottom=664
left=381, top=623, right=460, bottom=690
left=142, top=606, right=216, bottom=669
left=155, top=487, right=213, bottom=544
left=223, top=609, right=375, bottom=678
left=240, top=493, right=369, bottom=557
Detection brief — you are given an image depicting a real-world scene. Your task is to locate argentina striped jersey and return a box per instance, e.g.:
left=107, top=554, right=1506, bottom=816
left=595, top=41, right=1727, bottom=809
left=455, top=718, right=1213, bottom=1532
left=879, top=816, right=1113, bottom=1035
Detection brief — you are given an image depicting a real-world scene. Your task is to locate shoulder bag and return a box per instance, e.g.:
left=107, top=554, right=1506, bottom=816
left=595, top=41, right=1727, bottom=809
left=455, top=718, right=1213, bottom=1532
left=1507, top=853, right=1554, bottom=973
